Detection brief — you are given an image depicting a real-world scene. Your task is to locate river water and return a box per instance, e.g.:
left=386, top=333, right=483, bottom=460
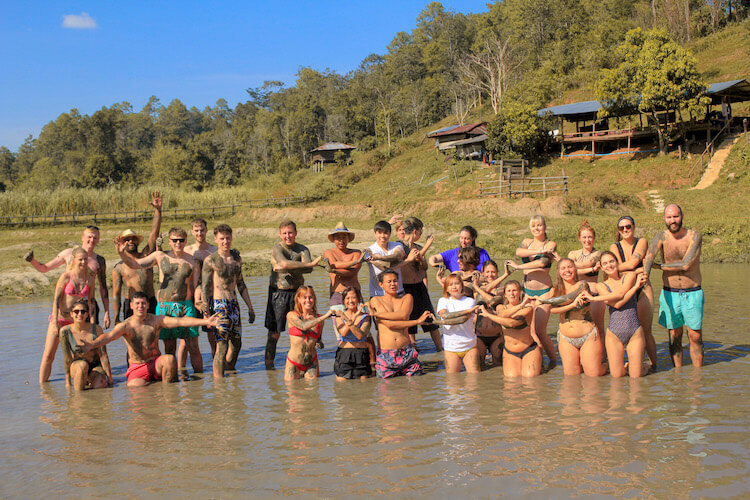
left=1, top=264, right=748, bottom=498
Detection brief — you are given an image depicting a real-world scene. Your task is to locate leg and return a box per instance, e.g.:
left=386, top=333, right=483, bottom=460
left=265, top=331, right=280, bottom=370
left=580, top=334, right=606, bottom=377
left=176, top=339, right=188, bottom=375
left=685, top=327, right=704, bottom=367
left=70, top=360, right=89, bottom=391
left=591, top=301, right=607, bottom=362
left=476, top=338, right=488, bottom=366
left=533, top=304, right=556, bottom=367
left=502, top=350, right=522, bottom=377
left=157, top=354, right=177, bottom=383
left=521, top=346, right=543, bottom=377
left=669, top=327, right=684, bottom=367
left=186, top=336, right=203, bottom=373
left=605, top=331, right=626, bottom=378
left=126, top=377, right=149, bottom=387
left=163, top=338, right=177, bottom=355
left=638, top=285, right=657, bottom=368
left=226, top=335, right=242, bottom=370
left=39, top=321, right=60, bottom=384
left=558, top=335, right=583, bottom=376
left=284, top=358, right=301, bottom=381
left=409, top=333, right=416, bottom=344
left=444, top=351, right=462, bottom=374
left=490, top=337, right=503, bottom=365
left=304, top=359, right=319, bottom=379
left=463, top=347, right=482, bottom=373
left=213, top=339, right=229, bottom=378
left=626, top=329, right=645, bottom=377
left=429, top=329, right=443, bottom=351
left=207, top=329, right=217, bottom=357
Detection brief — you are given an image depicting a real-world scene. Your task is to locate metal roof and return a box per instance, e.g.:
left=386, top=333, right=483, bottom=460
left=707, top=79, right=750, bottom=104
left=537, top=100, right=602, bottom=120
left=437, top=134, right=488, bottom=150
left=310, top=142, right=357, bottom=152
left=428, top=122, right=486, bottom=137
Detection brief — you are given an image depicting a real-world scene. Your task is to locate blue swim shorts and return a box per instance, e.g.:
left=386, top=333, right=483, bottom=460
left=658, top=286, right=704, bottom=331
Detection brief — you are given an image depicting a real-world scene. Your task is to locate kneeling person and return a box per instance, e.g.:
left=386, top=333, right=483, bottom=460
left=59, top=299, right=113, bottom=390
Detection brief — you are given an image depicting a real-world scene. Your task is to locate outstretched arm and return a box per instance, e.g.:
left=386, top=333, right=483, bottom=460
left=25, top=248, right=69, bottom=273
left=479, top=305, right=531, bottom=329
left=160, top=314, right=219, bottom=330
left=80, top=322, right=129, bottom=352
left=115, top=238, right=159, bottom=269
left=145, top=191, right=163, bottom=255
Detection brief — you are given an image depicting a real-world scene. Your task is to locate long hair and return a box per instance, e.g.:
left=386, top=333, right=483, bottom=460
left=442, top=272, right=464, bottom=298
left=553, top=258, right=576, bottom=297
left=340, top=286, right=363, bottom=310
left=503, top=280, right=523, bottom=305
left=598, top=250, right=620, bottom=278
left=293, top=286, right=318, bottom=316
left=67, top=247, right=89, bottom=275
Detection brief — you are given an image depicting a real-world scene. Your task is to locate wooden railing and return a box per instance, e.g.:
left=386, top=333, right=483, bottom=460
left=2, top=195, right=306, bottom=228
left=479, top=176, right=568, bottom=198
left=687, top=122, right=730, bottom=184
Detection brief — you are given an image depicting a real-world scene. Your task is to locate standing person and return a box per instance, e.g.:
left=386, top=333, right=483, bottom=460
left=536, top=259, right=607, bottom=377
left=507, top=215, right=558, bottom=369
left=185, top=217, right=219, bottom=355
left=568, top=220, right=605, bottom=350
left=643, top=204, right=704, bottom=367
left=428, top=225, right=490, bottom=272
left=25, top=225, right=111, bottom=329
left=587, top=252, right=648, bottom=377
left=115, top=228, right=202, bottom=378
left=59, top=299, right=112, bottom=390
left=473, top=260, right=511, bottom=365
left=201, top=224, right=255, bottom=379
left=322, top=222, right=363, bottom=305
left=265, top=220, right=322, bottom=370
left=284, top=286, right=334, bottom=381
left=436, top=273, right=481, bottom=374
left=609, top=215, right=658, bottom=370
left=399, top=217, right=442, bottom=351
left=333, top=287, right=372, bottom=380
left=113, top=192, right=163, bottom=322
left=39, top=247, right=96, bottom=384
left=366, top=220, right=410, bottom=299
left=369, top=270, right=432, bottom=378
left=79, top=292, right=219, bottom=387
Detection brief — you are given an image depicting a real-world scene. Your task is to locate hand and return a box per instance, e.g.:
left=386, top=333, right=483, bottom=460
left=387, top=213, right=403, bottom=225
left=155, top=234, right=164, bottom=248
left=521, top=296, right=532, bottom=307
left=417, top=311, right=433, bottom=324
left=103, top=311, right=111, bottom=329
left=593, top=261, right=601, bottom=272
left=248, top=309, right=256, bottom=323
left=150, top=191, right=163, bottom=211
left=310, top=256, right=323, bottom=267
left=113, top=236, right=127, bottom=253
left=424, top=234, right=434, bottom=247
left=201, top=302, right=211, bottom=317
left=635, top=273, right=648, bottom=288
left=505, top=260, right=517, bottom=271
left=405, top=248, right=419, bottom=262
left=436, top=263, right=446, bottom=279
left=574, top=294, right=588, bottom=307
left=78, top=339, right=94, bottom=353
left=205, top=313, right=221, bottom=328
left=23, top=249, right=34, bottom=262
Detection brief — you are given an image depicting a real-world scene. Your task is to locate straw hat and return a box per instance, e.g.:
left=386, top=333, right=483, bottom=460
left=118, top=229, right=144, bottom=245
left=328, top=222, right=355, bottom=242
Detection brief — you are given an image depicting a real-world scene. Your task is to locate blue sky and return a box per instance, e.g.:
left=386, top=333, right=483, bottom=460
left=0, top=1, right=491, bottom=151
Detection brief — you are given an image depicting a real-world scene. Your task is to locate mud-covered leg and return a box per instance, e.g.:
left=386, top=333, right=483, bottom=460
left=265, top=331, right=280, bottom=370
left=226, top=335, right=242, bottom=370
left=668, top=327, right=684, bottom=367
left=214, top=339, right=229, bottom=378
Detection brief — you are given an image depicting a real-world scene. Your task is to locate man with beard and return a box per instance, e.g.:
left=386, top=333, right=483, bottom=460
left=113, top=192, right=163, bottom=322
left=643, top=204, right=704, bottom=367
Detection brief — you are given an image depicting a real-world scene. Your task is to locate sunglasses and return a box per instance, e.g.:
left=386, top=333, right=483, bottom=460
left=618, top=224, right=633, bottom=231
left=85, top=225, right=100, bottom=231
left=170, top=238, right=186, bottom=243
left=71, top=309, right=88, bottom=315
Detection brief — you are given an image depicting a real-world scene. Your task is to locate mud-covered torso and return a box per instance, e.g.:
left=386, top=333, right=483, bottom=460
left=123, top=316, right=162, bottom=363
left=271, top=242, right=310, bottom=290
left=156, top=254, right=194, bottom=302
left=116, top=261, right=155, bottom=297
left=61, top=324, right=101, bottom=364
left=661, top=229, right=702, bottom=288
left=207, top=249, right=243, bottom=300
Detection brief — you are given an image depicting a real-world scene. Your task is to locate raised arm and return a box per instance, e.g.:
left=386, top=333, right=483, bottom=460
left=24, top=248, right=69, bottom=273
left=145, top=191, right=163, bottom=255
left=642, top=232, right=665, bottom=277
left=96, top=255, right=110, bottom=328
left=115, top=238, right=160, bottom=269
left=112, top=265, right=123, bottom=323
left=286, top=310, right=334, bottom=331
left=660, top=231, right=702, bottom=271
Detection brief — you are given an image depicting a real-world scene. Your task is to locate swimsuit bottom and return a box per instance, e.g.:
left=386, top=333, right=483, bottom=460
left=504, top=341, right=539, bottom=360
left=659, top=286, right=704, bottom=331
left=558, top=325, right=597, bottom=349
left=287, top=354, right=318, bottom=373
left=49, top=315, right=74, bottom=327
left=210, top=299, right=241, bottom=342
left=126, top=356, right=164, bottom=383
left=524, top=287, right=552, bottom=297
left=156, top=301, right=199, bottom=340
left=447, top=347, right=475, bottom=359
left=334, top=347, right=372, bottom=379
left=476, top=335, right=502, bottom=348
left=376, top=345, right=422, bottom=378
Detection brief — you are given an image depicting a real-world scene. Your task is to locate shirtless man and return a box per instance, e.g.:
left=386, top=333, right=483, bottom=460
left=644, top=204, right=704, bottom=367
left=201, top=224, right=255, bottom=378
left=185, top=217, right=218, bottom=354
left=322, top=222, right=363, bottom=306
left=369, top=270, right=432, bottom=378
left=115, top=227, right=202, bottom=377
left=25, top=225, right=111, bottom=328
left=78, top=292, right=219, bottom=386
left=264, top=220, right=322, bottom=369
left=113, top=192, right=163, bottom=322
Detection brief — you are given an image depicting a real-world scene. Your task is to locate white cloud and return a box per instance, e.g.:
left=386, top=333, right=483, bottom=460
left=62, top=13, right=97, bottom=29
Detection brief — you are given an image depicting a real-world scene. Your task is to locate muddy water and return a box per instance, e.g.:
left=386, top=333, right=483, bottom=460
left=1, top=265, right=748, bottom=497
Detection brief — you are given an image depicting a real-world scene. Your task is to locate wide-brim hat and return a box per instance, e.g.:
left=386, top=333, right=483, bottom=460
left=119, top=229, right=144, bottom=245
left=328, top=222, right=355, bottom=242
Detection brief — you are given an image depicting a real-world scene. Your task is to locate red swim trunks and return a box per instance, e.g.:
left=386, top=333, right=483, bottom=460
left=125, top=356, right=164, bottom=383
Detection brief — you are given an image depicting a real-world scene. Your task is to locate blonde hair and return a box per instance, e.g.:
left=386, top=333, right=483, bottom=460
left=529, top=215, right=547, bottom=240
left=67, top=247, right=89, bottom=274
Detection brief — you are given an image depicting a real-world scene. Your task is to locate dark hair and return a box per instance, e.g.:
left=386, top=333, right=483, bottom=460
left=402, top=217, right=423, bottom=235
left=168, top=227, right=187, bottom=238
left=373, top=220, right=392, bottom=234
left=191, top=218, right=207, bottom=228
left=131, top=291, right=149, bottom=301
left=483, top=259, right=498, bottom=272
left=459, top=225, right=478, bottom=244
left=214, top=224, right=232, bottom=236
left=279, top=220, right=297, bottom=231
left=615, top=216, right=635, bottom=242
left=377, top=269, right=398, bottom=283
left=341, top=286, right=363, bottom=305
left=72, top=299, right=90, bottom=312
left=458, top=246, right=480, bottom=268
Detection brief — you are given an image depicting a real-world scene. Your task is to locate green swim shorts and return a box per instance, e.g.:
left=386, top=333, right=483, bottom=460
left=156, top=300, right=199, bottom=340
left=658, top=286, right=704, bottom=331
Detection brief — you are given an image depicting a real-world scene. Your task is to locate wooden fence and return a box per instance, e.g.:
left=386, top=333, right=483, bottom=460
left=2, top=195, right=306, bottom=228
left=478, top=176, right=568, bottom=198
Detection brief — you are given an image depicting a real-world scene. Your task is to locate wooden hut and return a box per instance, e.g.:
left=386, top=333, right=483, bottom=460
left=310, top=142, right=356, bottom=171
left=426, top=122, right=487, bottom=158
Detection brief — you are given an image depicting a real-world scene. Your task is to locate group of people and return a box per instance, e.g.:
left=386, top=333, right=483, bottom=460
left=27, top=193, right=705, bottom=390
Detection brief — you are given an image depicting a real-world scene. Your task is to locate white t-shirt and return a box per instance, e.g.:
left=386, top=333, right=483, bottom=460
left=367, top=242, right=404, bottom=298
left=436, top=296, right=477, bottom=352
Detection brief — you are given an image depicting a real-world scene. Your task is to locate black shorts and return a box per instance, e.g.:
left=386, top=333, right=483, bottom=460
left=334, top=347, right=372, bottom=379
left=123, top=296, right=158, bottom=319
left=264, top=286, right=297, bottom=332
left=403, top=282, right=438, bottom=335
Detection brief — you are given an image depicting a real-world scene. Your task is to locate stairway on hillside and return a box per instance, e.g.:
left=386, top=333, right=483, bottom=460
left=692, top=134, right=742, bottom=190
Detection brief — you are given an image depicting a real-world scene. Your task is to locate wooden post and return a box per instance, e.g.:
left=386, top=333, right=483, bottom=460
left=543, top=177, right=547, bottom=198
left=627, top=133, right=631, bottom=154
left=232, top=204, right=236, bottom=216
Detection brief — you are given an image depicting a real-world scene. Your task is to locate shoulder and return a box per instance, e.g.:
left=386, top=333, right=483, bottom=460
left=286, top=310, right=299, bottom=320
left=520, top=238, right=532, bottom=247
left=436, top=296, right=448, bottom=307
left=96, top=253, right=106, bottom=265
left=294, top=243, right=310, bottom=252
left=568, top=249, right=579, bottom=259
left=462, top=296, right=476, bottom=307
left=479, top=247, right=490, bottom=257
left=230, top=249, right=241, bottom=260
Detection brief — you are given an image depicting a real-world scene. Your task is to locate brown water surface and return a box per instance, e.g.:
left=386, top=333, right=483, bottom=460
left=1, top=264, right=748, bottom=497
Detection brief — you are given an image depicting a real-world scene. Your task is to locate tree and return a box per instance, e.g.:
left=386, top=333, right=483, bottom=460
left=596, top=28, right=709, bottom=154
left=486, top=99, right=551, bottom=162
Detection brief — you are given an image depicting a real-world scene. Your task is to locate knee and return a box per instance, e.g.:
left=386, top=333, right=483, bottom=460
left=268, top=331, right=280, bottom=342
left=70, top=360, right=88, bottom=377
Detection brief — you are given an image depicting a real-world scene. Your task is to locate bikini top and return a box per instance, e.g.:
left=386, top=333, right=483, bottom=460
left=64, top=277, right=90, bottom=297
left=289, top=316, right=322, bottom=341
left=616, top=238, right=644, bottom=269
left=338, top=314, right=370, bottom=343
left=521, top=253, right=552, bottom=269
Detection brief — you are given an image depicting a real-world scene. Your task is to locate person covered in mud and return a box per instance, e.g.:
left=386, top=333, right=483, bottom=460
left=113, top=191, right=163, bottom=322
left=59, top=299, right=112, bottom=390
left=40, top=247, right=96, bottom=385
left=25, top=225, right=111, bottom=328
left=643, top=204, right=704, bottom=368
left=369, top=270, right=432, bottom=378
left=366, top=220, right=416, bottom=300
left=185, top=217, right=219, bottom=355
left=429, top=225, right=491, bottom=272
left=265, top=220, right=323, bottom=370
left=284, top=286, right=334, bottom=381
left=201, top=224, right=255, bottom=379
left=115, top=227, right=202, bottom=379
left=79, top=292, right=219, bottom=387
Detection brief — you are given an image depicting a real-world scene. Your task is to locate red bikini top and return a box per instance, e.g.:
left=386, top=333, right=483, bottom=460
left=289, top=316, right=322, bottom=341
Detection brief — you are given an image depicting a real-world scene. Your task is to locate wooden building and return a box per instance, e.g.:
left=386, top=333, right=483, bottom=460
left=310, top=142, right=356, bottom=170
left=426, top=122, right=487, bottom=159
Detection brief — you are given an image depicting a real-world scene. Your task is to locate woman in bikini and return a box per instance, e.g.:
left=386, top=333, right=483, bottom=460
left=609, top=216, right=657, bottom=369
left=333, top=287, right=373, bottom=380
left=585, top=251, right=647, bottom=377
left=507, top=215, right=557, bottom=368
left=472, top=260, right=511, bottom=365
left=40, top=247, right=96, bottom=384
left=536, top=258, right=607, bottom=377
left=285, top=286, right=334, bottom=381
left=59, top=299, right=112, bottom=390
left=479, top=280, right=541, bottom=377
left=568, top=220, right=605, bottom=345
